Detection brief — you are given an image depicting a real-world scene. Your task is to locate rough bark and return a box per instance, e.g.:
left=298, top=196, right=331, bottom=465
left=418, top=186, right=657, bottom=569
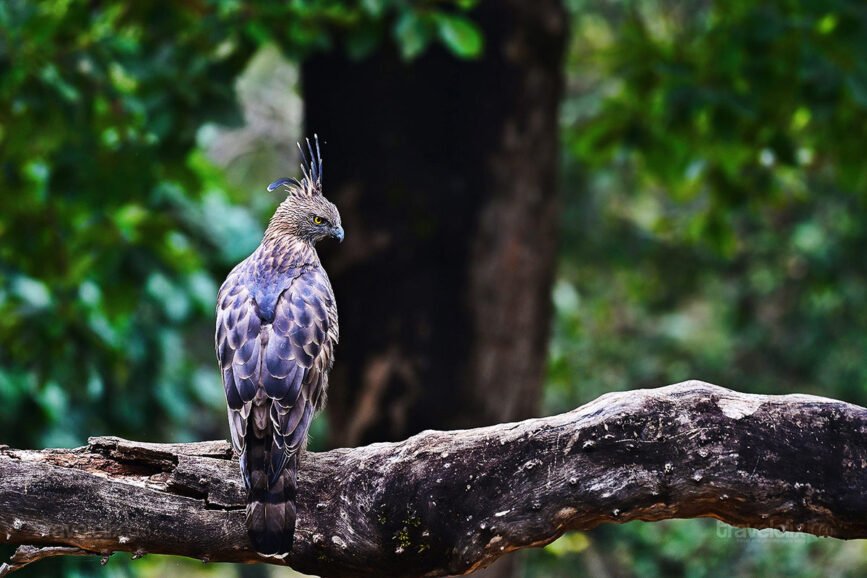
left=2, top=381, right=866, bottom=577
left=302, top=0, right=567, bottom=450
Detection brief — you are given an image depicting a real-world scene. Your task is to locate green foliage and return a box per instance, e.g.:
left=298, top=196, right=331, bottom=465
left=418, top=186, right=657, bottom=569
left=434, top=13, right=484, bottom=59
left=530, top=522, right=867, bottom=578
left=0, top=1, right=253, bottom=448
left=549, top=0, right=867, bottom=407
left=0, top=0, right=481, bottom=451
left=545, top=0, right=867, bottom=575
left=392, top=4, right=483, bottom=60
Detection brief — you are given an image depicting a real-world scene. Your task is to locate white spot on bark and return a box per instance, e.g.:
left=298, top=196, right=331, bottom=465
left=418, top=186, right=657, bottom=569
left=494, top=509, right=511, bottom=517
left=12, top=519, right=22, bottom=530
left=119, top=536, right=130, bottom=544
left=331, top=535, right=347, bottom=549
left=555, top=507, right=577, bottom=521
left=718, top=396, right=763, bottom=419
left=520, top=458, right=542, bottom=472
left=259, top=552, right=288, bottom=560
left=564, top=432, right=581, bottom=454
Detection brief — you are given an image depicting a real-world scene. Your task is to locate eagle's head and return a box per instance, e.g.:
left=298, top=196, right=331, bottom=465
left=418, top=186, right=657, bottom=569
left=265, top=135, right=344, bottom=245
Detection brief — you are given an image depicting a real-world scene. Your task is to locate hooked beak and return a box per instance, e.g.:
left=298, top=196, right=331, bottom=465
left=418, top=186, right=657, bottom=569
left=331, top=225, right=345, bottom=243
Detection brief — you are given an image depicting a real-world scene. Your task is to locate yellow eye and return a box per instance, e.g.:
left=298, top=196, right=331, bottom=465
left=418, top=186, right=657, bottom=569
left=312, top=216, right=324, bottom=225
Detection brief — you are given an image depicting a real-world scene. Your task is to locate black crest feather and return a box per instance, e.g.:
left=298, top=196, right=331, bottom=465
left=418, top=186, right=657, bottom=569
left=267, top=134, right=323, bottom=196
left=267, top=177, right=301, bottom=192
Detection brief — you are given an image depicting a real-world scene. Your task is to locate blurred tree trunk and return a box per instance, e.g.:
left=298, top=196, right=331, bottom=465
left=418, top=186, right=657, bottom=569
left=303, top=0, right=565, bottom=448
left=305, top=0, right=564, bottom=502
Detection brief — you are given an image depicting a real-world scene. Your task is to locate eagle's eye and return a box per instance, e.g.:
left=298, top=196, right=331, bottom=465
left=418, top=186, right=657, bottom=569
left=312, top=215, right=325, bottom=225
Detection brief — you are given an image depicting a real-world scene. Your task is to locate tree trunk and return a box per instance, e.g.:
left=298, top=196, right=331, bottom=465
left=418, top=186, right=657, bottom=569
left=302, top=1, right=567, bottom=452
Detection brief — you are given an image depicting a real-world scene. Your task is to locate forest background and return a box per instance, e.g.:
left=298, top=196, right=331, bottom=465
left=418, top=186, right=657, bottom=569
left=1, top=1, right=866, bottom=576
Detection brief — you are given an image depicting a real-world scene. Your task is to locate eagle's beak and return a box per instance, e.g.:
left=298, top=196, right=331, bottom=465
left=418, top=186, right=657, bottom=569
left=332, top=225, right=345, bottom=243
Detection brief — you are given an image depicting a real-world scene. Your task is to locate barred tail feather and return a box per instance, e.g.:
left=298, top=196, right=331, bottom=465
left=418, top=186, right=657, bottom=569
left=245, top=433, right=298, bottom=555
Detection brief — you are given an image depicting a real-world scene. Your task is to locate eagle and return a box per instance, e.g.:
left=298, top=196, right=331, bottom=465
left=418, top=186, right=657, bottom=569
left=215, top=136, right=342, bottom=555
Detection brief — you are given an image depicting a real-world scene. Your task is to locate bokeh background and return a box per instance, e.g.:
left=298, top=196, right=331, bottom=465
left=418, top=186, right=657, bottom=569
left=2, top=0, right=867, bottom=576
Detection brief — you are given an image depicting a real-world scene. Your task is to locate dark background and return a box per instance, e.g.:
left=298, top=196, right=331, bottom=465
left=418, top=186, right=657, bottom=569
left=1, top=1, right=866, bottom=576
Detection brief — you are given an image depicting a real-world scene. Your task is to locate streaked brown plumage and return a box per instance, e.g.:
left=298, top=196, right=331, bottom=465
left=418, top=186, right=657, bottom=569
left=215, top=136, right=341, bottom=555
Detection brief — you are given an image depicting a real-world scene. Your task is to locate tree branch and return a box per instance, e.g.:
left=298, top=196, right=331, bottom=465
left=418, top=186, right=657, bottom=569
left=2, top=381, right=866, bottom=577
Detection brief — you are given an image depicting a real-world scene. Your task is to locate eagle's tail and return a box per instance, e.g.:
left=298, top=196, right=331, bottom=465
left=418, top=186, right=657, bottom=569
left=245, top=431, right=297, bottom=556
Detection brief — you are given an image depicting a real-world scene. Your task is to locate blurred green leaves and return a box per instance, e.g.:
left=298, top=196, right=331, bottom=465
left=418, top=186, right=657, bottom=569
left=394, top=10, right=435, bottom=60
left=393, top=4, right=483, bottom=60
left=435, top=13, right=483, bottom=59
left=545, top=1, right=867, bottom=576
left=0, top=2, right=251, bottom=448
left=0, top=0, right=485, bottom=450
left=550, top=0, right=867, bottom=409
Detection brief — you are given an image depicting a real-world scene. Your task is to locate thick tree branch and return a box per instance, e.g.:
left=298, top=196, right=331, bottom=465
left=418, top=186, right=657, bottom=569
left=2, top=381, right=866, bottom=577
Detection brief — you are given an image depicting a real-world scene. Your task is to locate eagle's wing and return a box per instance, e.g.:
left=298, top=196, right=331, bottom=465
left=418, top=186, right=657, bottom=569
left=216, top=270, right=261, bottom=482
